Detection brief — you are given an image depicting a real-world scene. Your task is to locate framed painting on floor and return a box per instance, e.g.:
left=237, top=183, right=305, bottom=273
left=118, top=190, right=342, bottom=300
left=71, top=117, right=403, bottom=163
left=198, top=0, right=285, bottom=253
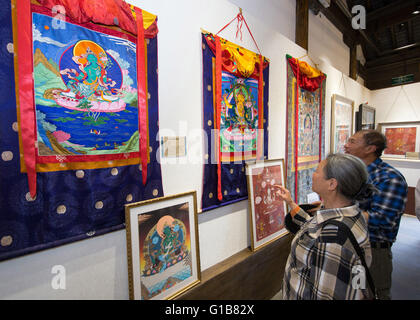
left=246, top=159, right=288, bottom=251
left=378, top=121, right=420, bottom=159
left=331, top=94, right=354, bottom=154
left=125, top=191, right=201, bottom=300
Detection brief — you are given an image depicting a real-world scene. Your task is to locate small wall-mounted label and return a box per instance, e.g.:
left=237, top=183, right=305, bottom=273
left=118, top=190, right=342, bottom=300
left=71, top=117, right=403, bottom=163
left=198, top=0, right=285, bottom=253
left=161, top=136, right=186, bottom=158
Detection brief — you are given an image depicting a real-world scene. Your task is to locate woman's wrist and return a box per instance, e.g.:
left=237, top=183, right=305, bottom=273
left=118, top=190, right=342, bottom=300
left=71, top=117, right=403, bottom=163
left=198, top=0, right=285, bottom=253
left=287, top=201, right=299, bottom=213
left=289, top=203, right=301, bottom=217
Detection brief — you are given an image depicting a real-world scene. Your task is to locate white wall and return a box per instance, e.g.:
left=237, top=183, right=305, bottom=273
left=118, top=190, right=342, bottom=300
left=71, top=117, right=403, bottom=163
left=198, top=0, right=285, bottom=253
left=370, top=83, right=420, bottom=187
left=228, top=0, right=297, bottom=43
left=309, top=11, right=350, bottom=78
left=0, top=0, right=371, bottom=299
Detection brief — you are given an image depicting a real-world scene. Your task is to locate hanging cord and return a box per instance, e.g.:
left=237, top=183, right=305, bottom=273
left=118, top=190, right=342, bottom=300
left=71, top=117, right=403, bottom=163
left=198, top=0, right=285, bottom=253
left=382, top=86, right=402, bottom=122
left=338, top=72, right=348, bottom=97
left=298, top=53, right=320, bottom=71
left=402, top=85, right=420, bottom=119
left=382, top=85, right=420, bottom=122
left=216, top=8, right=262, bottom=55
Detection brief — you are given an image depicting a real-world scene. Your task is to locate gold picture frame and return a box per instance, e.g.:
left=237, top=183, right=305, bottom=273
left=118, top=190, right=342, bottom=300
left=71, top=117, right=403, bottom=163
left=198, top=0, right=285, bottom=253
left=125, top=191, right=201, bottom=300
left=246, top=159, right=289, bottom=252
left=331, top=94, right=354, bottom=154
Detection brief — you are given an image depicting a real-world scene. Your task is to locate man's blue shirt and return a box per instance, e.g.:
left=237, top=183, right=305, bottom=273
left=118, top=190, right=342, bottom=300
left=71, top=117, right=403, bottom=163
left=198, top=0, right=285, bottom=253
left=358, top=158, right=408, bottom=243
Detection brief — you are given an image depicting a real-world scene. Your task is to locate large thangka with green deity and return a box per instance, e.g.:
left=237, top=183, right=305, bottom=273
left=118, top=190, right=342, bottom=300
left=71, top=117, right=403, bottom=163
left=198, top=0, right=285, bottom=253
left=0, top=0, right=163, bottom=262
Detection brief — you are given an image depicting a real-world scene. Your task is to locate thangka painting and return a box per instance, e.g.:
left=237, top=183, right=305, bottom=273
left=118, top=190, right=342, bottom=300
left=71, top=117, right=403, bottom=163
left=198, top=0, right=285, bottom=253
left=246, top=159, right=288, bottom=251
left=33, top=13, right=138, bottom=157
left=0, top=0, right=162, bottom=261
left=201, top=31, right=269, bottom=212
left=125, top=191, right=201, bottom=300
left=331, top=94, right=354, bottom=154
left=220, top=72, right=259, bottom=161
left=378, top=122, right=420, bottom=158
left=286, top=55, right=326, bottom=204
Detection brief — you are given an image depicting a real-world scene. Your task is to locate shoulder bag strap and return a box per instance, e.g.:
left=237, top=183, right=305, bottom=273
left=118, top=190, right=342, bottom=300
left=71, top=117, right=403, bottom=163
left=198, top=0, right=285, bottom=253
left=324, top=219, right=378, bottom=299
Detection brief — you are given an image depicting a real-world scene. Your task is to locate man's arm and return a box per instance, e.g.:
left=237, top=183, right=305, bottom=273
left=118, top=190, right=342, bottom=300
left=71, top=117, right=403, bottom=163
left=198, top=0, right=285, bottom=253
left=367, top=176, right=407, bottom=241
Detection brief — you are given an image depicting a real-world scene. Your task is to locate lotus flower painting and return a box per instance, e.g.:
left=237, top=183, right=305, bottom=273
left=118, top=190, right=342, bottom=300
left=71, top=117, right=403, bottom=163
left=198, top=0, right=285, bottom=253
left=32, top=12, right=139, bottom=156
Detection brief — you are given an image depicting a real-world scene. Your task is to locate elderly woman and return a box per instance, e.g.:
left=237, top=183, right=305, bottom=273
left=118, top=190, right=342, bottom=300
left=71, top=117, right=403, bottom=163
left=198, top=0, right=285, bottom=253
left=276, top=153, right=374, bottom=300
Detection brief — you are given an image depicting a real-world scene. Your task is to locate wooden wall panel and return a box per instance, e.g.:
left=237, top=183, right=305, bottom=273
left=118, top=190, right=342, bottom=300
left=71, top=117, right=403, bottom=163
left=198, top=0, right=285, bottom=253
left=405, top=186, right=416, bottom=216
left=176, top=234, right=293, bottom=300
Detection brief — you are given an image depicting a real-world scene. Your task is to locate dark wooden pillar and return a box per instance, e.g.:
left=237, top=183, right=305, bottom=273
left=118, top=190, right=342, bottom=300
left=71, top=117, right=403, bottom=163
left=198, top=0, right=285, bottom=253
left=296, top=0, right=309, bottom=50
left=350, top=43, right=358, bottom=80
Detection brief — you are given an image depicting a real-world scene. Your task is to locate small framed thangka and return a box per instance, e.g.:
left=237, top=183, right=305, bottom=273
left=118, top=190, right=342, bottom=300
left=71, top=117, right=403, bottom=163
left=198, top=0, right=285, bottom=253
left=125, top=191, right=201, bottom=300
left=331, top=94, right=354, bottom=154
left=377, top=121, right=420, bottom=159
left=356, top=104, right=376, bottom=131
left=246, top=159, right=288, bottom=251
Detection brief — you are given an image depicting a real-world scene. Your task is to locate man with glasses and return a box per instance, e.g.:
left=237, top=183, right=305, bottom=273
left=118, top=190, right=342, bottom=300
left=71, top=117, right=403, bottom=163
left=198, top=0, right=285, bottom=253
left=344, top=130, right=408, bottom=300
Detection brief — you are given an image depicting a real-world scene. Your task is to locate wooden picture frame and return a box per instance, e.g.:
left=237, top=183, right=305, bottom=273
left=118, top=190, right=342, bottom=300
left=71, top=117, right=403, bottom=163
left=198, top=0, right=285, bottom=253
left=377, top=121, right=420, bottom=159
left=125, top=191, right=201, bottom=300
left=356, top=104, right=376, bottom=131
left=246, top=159, right=289, bottom=252
left=331, top=94, right=354, bottom=154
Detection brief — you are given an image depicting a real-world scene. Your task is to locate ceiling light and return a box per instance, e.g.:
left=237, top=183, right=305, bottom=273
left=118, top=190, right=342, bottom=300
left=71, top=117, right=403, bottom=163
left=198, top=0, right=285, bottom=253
left=413, top=4, right=420, bottom=14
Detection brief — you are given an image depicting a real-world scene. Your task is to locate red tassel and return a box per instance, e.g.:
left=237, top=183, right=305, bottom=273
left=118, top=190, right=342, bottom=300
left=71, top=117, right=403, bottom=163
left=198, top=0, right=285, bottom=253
left=215, top=36, right=223, bottom=201
left=134, top=8, right=148, bottom=185
left=17, top=0, right=37, bottom=197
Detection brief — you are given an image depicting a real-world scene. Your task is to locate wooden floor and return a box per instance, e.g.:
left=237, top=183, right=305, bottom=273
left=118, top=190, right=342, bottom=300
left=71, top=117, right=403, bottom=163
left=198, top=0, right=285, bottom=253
left=391, top=214, right=420, bottom=300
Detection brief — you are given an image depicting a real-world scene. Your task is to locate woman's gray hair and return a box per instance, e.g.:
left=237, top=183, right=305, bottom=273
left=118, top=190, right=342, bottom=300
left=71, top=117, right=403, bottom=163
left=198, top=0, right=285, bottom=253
left=323, top=153, right=373, bottom=201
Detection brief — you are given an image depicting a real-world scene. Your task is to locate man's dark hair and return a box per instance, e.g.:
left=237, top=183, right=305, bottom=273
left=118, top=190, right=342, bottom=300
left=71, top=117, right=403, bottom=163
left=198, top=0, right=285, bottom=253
left=360, top=130, right=387, bottom=157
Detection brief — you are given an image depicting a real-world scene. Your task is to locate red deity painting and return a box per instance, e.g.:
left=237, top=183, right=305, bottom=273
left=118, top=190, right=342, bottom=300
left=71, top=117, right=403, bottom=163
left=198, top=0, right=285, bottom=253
left=384, top=127, right=417, bottom=155
left=251, top=165, right=286, bottom=243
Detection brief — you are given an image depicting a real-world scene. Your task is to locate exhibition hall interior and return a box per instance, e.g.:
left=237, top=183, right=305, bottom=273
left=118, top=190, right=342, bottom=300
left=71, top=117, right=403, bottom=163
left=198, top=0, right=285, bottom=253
left=0, top=0, right=419, bottom=300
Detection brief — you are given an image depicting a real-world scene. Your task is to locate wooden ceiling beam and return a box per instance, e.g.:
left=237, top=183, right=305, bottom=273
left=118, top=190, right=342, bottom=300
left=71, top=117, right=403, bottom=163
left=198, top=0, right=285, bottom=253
left=365, top=45, right=420, bottom=68
left=380, top=42, right=420, bottom=57
left=367, top=0, right=418, bottom=22
left=357, top=61, right=367, bottom=79
left=296, top=0, right=309, bottom=50
left=365, top=60, right=420, bottom=90
left=367, top=0, right=419, bottom=33
left=408, top=20, right=415, bottom=44
left=390, top=25, right=397, bottom=49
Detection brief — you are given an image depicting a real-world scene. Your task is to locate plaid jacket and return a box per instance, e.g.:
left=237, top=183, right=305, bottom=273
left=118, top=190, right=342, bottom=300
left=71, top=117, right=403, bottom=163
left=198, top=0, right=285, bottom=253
left=282, top=204, right=372, bottom=300
left=358, top=158, right=408, bottom=243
